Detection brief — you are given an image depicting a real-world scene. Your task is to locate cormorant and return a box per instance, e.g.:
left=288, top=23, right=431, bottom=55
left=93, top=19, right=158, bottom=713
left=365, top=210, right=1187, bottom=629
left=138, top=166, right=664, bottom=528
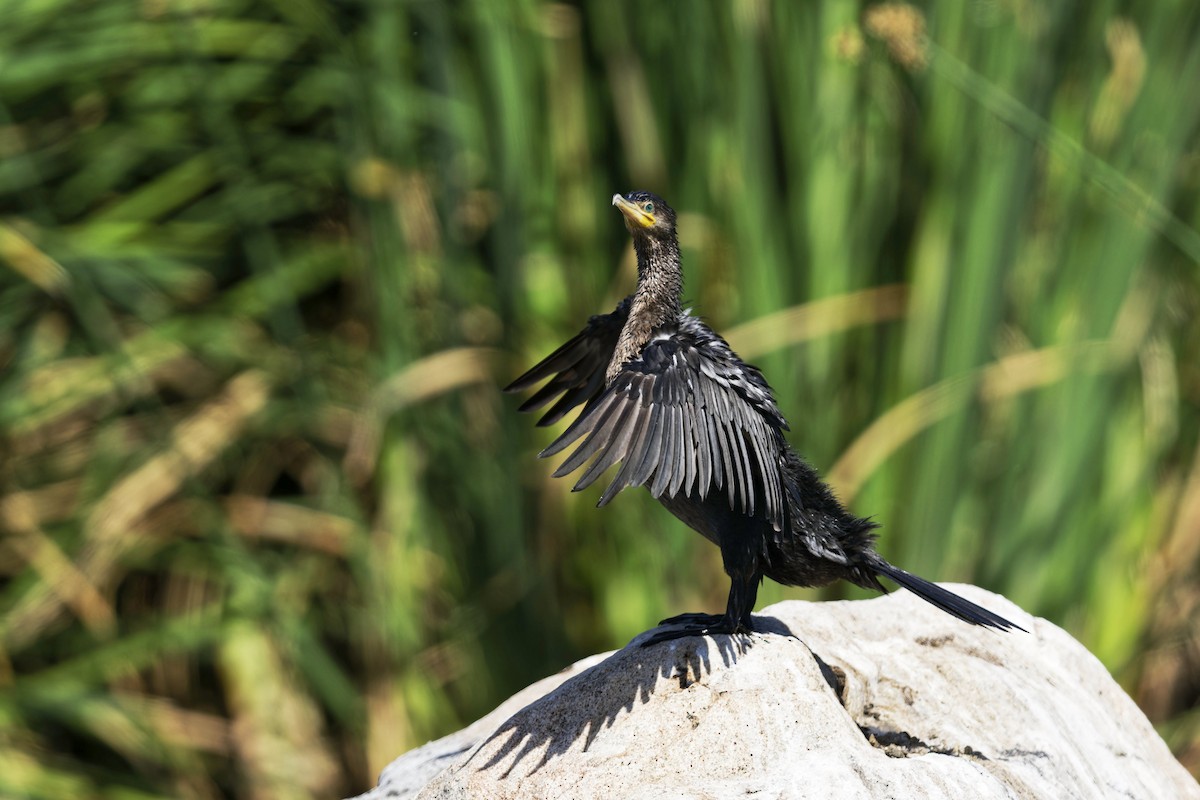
left=505, top=191, right=1022, bottom=645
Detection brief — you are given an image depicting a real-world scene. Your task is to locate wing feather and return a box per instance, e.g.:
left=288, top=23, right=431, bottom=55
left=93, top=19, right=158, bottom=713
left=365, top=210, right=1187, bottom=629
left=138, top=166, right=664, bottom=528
left=666, top=402, right=688, bottom=497
left=517, top=373, right=580, bottom=414
left=712, top=401, right=738, bottom=509
left=600, top=403, right=654, bottom=506
left=694, top=409, right=711, bottom=495
left=522, top=326, right=788, bottom=526
left=650, top=404, right=678, bottom=497
left=679, top=407, right=697, bottom=497
left=572, top=402, right=637, bottom=491
left=630, top=401, right=665, bottom=487
left=504, top=298, right=631, bottom=426
left=704, top=409, right=723, bottom=492
left=537, top=369, right=610, bottom=426
left=730, top=424, right=752, bottom=516
left=549, top=397, right=625, bottom=474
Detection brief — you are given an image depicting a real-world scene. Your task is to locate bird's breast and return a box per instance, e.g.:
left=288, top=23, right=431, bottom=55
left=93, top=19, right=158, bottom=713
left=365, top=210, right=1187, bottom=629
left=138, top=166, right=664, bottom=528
left=654, top=485, right=778, bottom=550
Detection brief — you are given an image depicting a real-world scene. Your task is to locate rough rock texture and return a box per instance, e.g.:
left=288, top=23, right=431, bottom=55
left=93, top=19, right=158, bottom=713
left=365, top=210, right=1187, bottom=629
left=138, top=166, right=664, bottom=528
left=353, top=586, right=1200, bottom=800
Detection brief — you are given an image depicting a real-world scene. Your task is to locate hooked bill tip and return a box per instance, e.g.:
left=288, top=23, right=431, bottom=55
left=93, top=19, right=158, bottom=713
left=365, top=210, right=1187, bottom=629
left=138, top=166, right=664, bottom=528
left=611, top=193, right=622, bottom=206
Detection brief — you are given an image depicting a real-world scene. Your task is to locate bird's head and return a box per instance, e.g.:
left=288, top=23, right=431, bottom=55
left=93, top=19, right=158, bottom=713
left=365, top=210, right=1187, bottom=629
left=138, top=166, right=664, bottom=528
left=612, top=191, right=677, bottom=239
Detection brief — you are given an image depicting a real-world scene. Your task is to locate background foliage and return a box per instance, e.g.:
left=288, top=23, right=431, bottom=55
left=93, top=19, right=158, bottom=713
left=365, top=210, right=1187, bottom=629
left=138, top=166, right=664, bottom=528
left=1, top=0, right=1198, bottom=796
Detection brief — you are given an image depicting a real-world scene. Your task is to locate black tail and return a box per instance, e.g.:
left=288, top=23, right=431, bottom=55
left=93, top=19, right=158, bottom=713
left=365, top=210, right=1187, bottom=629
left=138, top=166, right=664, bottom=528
left=870, top=559, right=1026, bottom=632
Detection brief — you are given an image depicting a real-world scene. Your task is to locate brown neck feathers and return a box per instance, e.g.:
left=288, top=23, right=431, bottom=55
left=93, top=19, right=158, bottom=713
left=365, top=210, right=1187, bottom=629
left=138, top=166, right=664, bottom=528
left=606, top=233, right=683, bottom=383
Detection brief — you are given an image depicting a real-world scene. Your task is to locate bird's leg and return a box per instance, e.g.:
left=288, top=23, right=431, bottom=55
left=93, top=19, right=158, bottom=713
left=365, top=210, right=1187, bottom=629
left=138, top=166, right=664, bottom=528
left=716, top=531, right=761, bottom=632
left=725, top=568, right=760, bottom=630
left=642, top=534, right=761, bottom=647
left=641, top=572, right=760, bottom=646
left=657, top=611, right=723, bottom=627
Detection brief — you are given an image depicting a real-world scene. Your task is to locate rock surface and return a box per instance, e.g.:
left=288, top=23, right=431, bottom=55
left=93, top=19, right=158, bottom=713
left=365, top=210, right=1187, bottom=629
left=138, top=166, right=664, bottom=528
left=353, top=586, right=1200, bottom=800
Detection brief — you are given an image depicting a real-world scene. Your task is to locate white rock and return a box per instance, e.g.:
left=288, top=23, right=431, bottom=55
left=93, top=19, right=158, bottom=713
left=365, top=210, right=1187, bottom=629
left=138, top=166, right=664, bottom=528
left=353, top=586, right=1199, bottom=800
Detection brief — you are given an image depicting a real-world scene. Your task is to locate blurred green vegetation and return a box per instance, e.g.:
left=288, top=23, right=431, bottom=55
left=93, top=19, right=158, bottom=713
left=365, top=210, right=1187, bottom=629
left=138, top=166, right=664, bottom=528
left=1, top=0, right=1198, bottom=796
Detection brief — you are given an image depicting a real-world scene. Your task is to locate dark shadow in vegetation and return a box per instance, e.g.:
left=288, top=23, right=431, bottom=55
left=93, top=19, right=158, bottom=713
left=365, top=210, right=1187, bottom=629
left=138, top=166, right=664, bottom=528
left=472, top=615, right=796, bottom=777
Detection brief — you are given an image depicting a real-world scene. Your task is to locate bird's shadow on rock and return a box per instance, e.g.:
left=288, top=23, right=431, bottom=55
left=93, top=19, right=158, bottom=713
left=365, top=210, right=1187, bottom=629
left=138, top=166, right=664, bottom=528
left=472, top=615, right=796, bottom=778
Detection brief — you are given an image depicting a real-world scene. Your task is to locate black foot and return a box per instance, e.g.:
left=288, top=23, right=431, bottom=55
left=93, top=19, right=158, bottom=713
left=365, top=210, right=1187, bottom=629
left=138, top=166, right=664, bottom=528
left=641, top=614, right=752, bottom=647
left=658, top=612, right=723, bottom=627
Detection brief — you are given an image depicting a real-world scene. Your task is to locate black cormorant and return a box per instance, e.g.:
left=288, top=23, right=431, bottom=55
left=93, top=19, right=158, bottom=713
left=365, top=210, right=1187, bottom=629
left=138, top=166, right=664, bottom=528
left=505, top=191, right=1022, bottom=645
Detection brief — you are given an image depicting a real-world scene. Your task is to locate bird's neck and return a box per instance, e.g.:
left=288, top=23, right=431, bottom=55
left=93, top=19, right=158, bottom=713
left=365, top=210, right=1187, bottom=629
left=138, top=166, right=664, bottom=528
left=606, top=235, right=683, bottom=383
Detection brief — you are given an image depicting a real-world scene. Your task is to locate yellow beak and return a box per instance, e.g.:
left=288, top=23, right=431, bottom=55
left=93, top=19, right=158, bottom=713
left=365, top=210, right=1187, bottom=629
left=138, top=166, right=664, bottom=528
left=612, top=194, right=655, bottom=229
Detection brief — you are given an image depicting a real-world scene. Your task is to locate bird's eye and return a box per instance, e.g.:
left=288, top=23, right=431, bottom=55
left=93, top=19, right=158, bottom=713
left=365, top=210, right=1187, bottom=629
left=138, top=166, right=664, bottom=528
left=642, top=202, right=654, bottom=213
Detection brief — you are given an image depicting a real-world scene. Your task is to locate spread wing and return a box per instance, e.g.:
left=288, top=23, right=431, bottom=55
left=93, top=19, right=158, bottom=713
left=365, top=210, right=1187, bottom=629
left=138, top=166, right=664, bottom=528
left=539, top=332, right=790, bottom=532
left=503, top=297, right=631, bottom=426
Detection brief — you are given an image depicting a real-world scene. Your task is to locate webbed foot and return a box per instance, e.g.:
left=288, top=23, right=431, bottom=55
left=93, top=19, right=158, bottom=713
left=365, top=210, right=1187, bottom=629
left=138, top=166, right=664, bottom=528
left=640, top=613, right=752, bottom=647
left=658, top=611, right=723, bottom=627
